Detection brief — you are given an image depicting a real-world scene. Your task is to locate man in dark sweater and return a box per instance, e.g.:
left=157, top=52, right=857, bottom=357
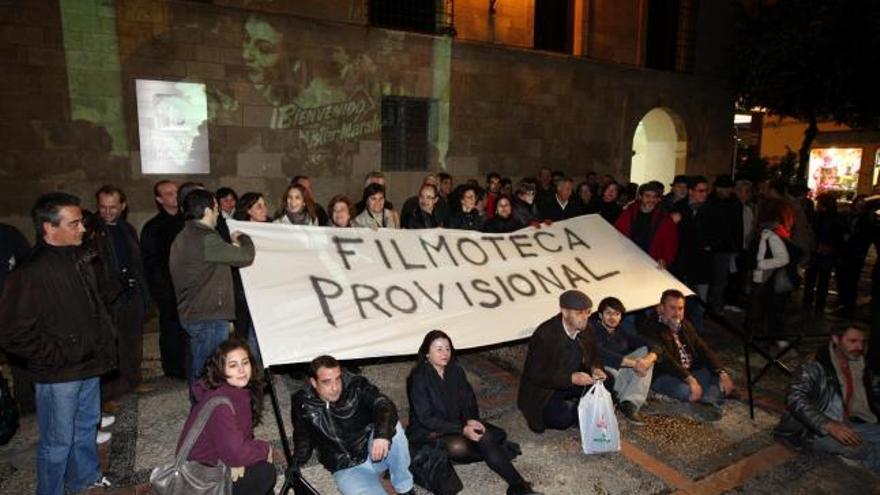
left=518, top=290, right=605, bottom=432
left=591, top=297, right=660, bottom=425
left=0, top=193, right=117, bottom=492
left=140, top=180, right=187, bottom=379
left=93, top=185, right=152, bottom=397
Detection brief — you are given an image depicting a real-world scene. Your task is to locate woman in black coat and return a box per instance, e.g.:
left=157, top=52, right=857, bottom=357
left=407, top=330, right=539, bottom=495
left=482, top=195, right=524, bottom=234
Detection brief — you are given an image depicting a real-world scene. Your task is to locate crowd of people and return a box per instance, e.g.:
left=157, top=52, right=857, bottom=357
left=0, top=166, right=878, bottom=494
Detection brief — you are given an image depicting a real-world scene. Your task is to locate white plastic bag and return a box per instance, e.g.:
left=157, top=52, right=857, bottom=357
left=577, top=381, right=620, bottom=454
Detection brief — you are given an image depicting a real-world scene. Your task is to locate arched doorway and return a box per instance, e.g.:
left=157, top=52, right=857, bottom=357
left=630, top=108, right=687, bottom=186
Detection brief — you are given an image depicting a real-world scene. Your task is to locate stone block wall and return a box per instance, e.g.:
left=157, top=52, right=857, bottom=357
left=0, top=0, right=733, bottom=238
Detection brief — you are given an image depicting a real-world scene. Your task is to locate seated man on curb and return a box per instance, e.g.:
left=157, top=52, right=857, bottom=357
left=518, top=290, right=605, bottom=432
left=292, top=355, right=415, bottom=495
left=591, top=297, right=660, bottom=426
left=639, top=289, right=735, bottom=421
left=775, top=324, right=879, bottom=473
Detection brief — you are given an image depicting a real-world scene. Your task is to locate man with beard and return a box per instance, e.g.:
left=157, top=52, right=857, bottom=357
left=775, top=325, right=879, bottom=473
left=518, top=290, right=605, bottom=432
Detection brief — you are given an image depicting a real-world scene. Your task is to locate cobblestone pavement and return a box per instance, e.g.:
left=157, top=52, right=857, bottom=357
left=1, top=293, right=879, bottom=494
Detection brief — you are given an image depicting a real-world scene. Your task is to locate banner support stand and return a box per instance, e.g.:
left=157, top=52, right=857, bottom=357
left=265, top=366, right=319, bottom=494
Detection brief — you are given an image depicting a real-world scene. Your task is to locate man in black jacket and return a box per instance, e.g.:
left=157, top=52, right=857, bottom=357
left=140, top=180, right=187, bottom=379
left=775, top=325, right=879, bottom=472
left=93, top=185, right=152, bottom=397
left=292, top=355, right=414, bottom=495
left=535, top=177, right=581, bottom=222
left=517, top=290, right=605, bottom=432
left=639, top=289, right=735, bottom=421
left=0, top=192, right=116, bottom=493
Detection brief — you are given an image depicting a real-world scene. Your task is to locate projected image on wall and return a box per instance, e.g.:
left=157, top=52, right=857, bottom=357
left=808, top=148, right=862, bottom=195
left=136, top=79, right=210, bottom=174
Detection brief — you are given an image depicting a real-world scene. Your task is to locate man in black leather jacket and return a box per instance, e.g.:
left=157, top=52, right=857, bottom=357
left=292, top=355, right=414, bottom=495
left=775, top=324, right=879, bottom=473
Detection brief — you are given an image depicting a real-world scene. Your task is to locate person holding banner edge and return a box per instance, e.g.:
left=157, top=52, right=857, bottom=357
left=518, top=290, right=606, bottom=432
left=407, top=330, right=540, bottom=495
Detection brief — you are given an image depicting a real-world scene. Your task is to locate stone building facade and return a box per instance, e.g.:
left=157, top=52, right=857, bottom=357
left=0, top=0, right=735, bottom=234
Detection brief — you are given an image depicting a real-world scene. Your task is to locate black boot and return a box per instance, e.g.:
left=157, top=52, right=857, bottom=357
left=507, top=482, right=543, bottom=495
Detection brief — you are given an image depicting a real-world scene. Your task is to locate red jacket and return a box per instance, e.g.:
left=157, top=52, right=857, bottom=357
left=614, top=204, right=678, bottom=266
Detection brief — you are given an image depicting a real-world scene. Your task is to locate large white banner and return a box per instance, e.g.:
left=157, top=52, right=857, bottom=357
left=229, top=216, right=691, bottom=366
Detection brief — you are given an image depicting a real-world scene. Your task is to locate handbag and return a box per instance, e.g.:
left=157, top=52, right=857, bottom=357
left=577, top=382, right=620, bottom=454
left=410, top=443, right=463, bottom=495
left=150, top=396, right=234, bottom=495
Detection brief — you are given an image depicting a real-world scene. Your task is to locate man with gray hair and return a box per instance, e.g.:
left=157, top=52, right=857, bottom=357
left=0, top=192, right=117, bottom=492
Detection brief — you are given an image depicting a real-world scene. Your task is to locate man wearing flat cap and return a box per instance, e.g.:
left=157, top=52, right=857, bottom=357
left=518, top=290, right=605, bottom=432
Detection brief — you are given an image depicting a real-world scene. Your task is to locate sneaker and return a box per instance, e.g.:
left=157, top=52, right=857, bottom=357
left=92, top=475, right=112, bottom=488
left=96, top=431, right=112, bottom=444
left=619, top=401, right=646, bottom=426
left=100, top=414, right=116, bottom=429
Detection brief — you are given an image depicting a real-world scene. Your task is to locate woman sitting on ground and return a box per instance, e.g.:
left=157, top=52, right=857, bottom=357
left=176, top=339, right=275, bottom=495
left=481, top=195, right=524, bottom=233
left=406, top=330, right=540, bottom=495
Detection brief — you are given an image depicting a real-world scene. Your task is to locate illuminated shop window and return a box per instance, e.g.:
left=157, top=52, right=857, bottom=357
left=382, top=96, right=432, bottom=171
left=808, top=148, right=862, bottom=196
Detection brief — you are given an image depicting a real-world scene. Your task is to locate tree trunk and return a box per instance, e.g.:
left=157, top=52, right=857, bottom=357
left=797, top=115, right=818, bottom=182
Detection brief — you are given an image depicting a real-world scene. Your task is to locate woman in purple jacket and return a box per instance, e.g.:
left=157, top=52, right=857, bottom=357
left=176, top=338, right=276, bottom=494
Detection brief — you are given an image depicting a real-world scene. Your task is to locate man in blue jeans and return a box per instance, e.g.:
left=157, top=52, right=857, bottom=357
left=169, top=189, right=255, bottom=389
left=293, top=355, right=414, bottom=495
left=775, top=324, right=880, bottom=473
left=0, top=193, right=117, bottom=493
left=639, top=289, right=735, bottom=421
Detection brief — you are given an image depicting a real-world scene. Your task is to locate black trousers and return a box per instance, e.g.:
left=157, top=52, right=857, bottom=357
left=158, top=307, right=188, bottom=380
left=542, top=386, right=582, bottom=430
left=103, top=292, right=146, bottom=399
left=233, top=461, right=276, bottom=495
left=440, top=428, right=524, bottom=487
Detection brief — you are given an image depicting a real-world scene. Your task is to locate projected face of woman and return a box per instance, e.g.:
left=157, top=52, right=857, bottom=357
left=242, top=17, right=282, bottom=88
left=287, top=188, right=305, bottom=214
